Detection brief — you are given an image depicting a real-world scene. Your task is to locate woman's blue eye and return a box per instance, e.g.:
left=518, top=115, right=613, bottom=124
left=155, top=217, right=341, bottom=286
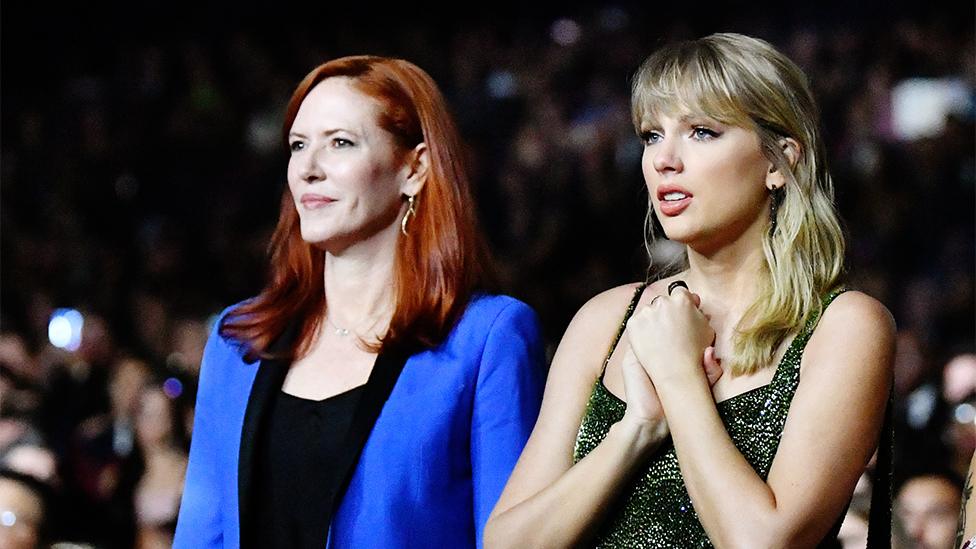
left=640, top=131, right=662, bottom=145
left=332, top=138, right=354, bottom=148
left=289, top=141, right=304, bottom=152
left=692, top=127, right=719, bottom=140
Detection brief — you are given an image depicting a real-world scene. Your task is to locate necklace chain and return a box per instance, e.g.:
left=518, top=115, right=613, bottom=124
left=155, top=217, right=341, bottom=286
left=324, top=310, right=387, bottom=338
left=325, top=315, right=351, bottom=337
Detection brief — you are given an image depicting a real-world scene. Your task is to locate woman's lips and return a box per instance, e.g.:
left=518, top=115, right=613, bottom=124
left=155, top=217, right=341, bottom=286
left=657, top=186, right=693, bottom=216
left=659, top=196, right=692, bottom=216
left=300, top=194, right=336, bottom=210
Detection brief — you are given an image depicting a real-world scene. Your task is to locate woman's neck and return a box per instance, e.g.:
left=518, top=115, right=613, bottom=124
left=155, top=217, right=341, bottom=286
left=322, top=225, right=399, bottom=335
left=682, top=234, right=767, bottom=324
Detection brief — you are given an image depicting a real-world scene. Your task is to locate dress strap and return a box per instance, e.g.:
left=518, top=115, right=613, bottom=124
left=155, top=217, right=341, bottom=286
left=770, top=287, right=850, bottom=386
left=798, top=287, right=849, bottom=341
left=600, top=283, right=649, bottom=379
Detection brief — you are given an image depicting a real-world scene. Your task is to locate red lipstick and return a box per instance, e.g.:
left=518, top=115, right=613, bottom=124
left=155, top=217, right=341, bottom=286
left=656, top=184, right=693, bottom=217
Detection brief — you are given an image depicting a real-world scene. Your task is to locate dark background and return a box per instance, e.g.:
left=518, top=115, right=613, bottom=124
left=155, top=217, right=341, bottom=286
left=2, top=1, right=973, bottom=545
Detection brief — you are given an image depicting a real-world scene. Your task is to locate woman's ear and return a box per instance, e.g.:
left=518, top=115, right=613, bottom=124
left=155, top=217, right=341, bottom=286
left=400, top=142, right=429, bottom=197
left=765, top=137, right=801, bottom=190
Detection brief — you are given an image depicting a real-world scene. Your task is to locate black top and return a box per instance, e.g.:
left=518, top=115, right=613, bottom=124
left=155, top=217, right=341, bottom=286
left=251, top=385, right=365, bottom=548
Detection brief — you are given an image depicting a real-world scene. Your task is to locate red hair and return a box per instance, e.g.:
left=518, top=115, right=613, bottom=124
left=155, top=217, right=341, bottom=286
left=221, top=56, right=493, bottom=360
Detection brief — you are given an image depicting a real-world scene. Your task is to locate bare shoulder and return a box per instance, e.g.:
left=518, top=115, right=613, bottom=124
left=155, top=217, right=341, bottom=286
left=803, top=290, right=896, bottom=380
left=768, top=290, right=895, bottom=536
left=552, top=282, right=647, bottom=377
left=573, top=282, right=647, bottom=326
left=817, top=290, right=895, bottom=341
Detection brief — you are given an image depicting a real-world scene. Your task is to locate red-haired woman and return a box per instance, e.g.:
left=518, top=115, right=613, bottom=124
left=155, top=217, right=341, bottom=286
left=174, top=56, right=545, bottom=549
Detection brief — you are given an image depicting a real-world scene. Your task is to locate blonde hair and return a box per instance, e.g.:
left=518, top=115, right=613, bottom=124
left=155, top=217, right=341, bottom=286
left=632, top=33, right=845, bottom=376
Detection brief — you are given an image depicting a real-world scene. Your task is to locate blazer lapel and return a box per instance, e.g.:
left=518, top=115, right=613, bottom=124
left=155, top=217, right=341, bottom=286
left=327, top=347, right=410, bottom=519
left=238, top=325, right=296, bottom=547
left=235, top=329, right=411, bottom=544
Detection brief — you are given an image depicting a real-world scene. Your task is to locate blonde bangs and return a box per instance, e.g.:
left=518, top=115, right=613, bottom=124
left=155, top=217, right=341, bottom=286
left=631, top=43, right=753, bottom=134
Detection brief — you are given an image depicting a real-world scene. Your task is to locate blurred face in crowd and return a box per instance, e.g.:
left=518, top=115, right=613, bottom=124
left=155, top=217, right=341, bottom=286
left=640, top=111, right=777, bottom=253
left=287, top=77, right=419, bottom=254
left=136, top=387, right=175, bottom=449
left=0, top=478, right=43, bottom=549
left=2, top=445, right=57, bottom=485
left=944, top=354, right=976, bottom=404
left=169, top=319, right=208, bottom=375
left=895, top=475, right=962, bottom=549
left=109, top=357, right=150, bottom=419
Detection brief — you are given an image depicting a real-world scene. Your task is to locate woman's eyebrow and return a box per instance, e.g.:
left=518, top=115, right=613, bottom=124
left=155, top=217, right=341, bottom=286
left=288, top=128, right=359, bottom=139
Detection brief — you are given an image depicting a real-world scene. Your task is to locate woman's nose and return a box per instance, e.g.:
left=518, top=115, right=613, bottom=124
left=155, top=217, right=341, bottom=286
left=652, top=137, right=683, bottom=174
left=299, top=148, right=325, bottom=184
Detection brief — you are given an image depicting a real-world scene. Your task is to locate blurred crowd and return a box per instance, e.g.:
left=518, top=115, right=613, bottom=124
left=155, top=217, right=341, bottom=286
left=1, top=3, right=973, bottom=547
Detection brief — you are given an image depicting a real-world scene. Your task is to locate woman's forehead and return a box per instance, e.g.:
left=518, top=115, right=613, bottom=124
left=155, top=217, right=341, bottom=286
left=294, top=78, right=382, bottom=131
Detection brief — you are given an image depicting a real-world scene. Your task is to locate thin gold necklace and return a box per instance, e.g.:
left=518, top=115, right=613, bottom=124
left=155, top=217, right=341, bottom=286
left=324, top=310, right=388, bottom=338
left=325, top=315, right=351, bottom=337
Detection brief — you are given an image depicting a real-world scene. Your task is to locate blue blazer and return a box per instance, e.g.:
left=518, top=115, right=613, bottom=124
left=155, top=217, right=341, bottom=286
left=174, top=294, right=545, bottom=548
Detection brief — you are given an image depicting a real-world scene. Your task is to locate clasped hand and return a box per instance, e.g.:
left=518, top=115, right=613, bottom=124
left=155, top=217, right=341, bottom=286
left=618, top=287, right=720, bottom=437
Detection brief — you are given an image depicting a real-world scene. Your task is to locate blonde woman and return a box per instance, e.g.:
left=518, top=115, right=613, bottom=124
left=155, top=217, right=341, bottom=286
left=485, top=33, right=894, bottom=548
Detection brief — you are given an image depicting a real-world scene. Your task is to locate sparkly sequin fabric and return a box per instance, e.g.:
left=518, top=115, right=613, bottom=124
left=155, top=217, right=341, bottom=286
left=573, top=285, right=847, bottom=548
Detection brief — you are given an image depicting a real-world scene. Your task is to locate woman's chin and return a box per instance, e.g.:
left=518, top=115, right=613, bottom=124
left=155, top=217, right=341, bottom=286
left=659, top=225, right=694, bottom=244
left=300, top=228, right=339, bottom=250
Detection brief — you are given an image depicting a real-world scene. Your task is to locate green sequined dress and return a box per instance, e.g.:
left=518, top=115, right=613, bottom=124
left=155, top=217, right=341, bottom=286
left=573, top=284, right=847, bottom=548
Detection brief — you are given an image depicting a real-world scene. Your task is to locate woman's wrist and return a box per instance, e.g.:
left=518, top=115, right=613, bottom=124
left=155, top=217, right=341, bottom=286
left=652, top=358, right=709, bottom=395
left=614, top=414, right=668, bottom=457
